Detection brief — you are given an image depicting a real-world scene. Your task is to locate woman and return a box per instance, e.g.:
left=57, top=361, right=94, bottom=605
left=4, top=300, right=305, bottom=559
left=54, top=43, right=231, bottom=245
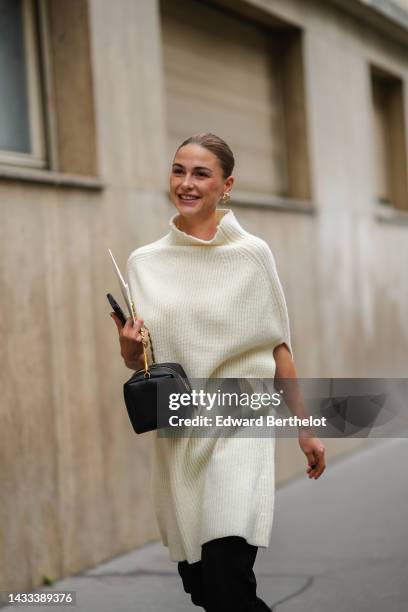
left=111, top=133, right=326, bottom=611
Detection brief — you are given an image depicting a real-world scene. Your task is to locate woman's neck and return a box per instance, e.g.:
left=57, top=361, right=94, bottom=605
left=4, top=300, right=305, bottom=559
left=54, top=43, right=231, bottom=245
left=176, top=210, right=219, bottom=241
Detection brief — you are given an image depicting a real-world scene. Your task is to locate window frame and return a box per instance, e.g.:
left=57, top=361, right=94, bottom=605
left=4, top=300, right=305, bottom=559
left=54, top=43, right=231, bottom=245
left=0, top=0, right=47, bottom=169
left=370, top=63, right=408, bottom=213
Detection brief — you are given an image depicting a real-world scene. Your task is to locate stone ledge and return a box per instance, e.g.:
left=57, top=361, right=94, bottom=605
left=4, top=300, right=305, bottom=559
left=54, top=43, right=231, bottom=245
left=0, top=165, right=104, bottom=190
left=231, top=190, right=316, bottom=214
left=374, top=202, right=408, bottom=225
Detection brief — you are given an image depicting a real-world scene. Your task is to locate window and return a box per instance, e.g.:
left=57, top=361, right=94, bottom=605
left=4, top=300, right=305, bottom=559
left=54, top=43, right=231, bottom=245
left=160, top=0, right=311, bottom=204
left=0, top=0, right=98, bottom=181
left=0, top=0, right=46, bottom=168
left=371, top=65, right=408, bottom=211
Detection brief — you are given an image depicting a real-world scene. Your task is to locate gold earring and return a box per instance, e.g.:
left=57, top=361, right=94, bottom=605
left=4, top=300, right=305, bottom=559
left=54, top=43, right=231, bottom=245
left=222, top=192, right=230, bottom=203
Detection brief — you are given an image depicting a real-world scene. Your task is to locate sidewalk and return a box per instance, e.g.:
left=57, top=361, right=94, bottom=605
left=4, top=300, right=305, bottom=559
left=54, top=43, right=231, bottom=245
left=4, top=437, right=408, bottom=611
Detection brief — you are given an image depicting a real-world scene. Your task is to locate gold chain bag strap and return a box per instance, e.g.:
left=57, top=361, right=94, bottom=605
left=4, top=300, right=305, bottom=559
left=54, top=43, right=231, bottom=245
left=139, top=325, right=156, bottom=376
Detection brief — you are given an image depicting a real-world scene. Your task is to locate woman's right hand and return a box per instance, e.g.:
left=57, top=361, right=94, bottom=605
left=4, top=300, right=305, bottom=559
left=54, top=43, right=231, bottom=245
left=110, top=313, right=145, bottom=370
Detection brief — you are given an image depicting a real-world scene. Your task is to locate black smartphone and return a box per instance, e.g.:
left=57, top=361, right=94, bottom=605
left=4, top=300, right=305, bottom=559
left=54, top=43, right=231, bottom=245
left=107, top=293, right=127, bottom=326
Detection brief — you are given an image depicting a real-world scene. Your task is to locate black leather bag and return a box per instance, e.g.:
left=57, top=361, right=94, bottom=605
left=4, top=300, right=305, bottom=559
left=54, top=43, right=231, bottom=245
left=123, top=327, right=192, bottom=434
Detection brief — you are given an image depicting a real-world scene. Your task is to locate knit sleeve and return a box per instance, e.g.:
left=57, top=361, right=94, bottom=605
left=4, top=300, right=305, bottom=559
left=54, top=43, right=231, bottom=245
left=251, top=238, right=294, bottom=360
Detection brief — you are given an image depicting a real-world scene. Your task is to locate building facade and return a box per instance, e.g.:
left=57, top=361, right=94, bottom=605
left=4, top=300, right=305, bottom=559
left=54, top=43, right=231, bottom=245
left=0, top=0, right=407, bottom=591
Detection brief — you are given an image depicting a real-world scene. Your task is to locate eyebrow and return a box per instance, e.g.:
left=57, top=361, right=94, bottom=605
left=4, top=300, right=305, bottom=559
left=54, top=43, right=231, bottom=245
left=172, top=163, right=212, bottom=173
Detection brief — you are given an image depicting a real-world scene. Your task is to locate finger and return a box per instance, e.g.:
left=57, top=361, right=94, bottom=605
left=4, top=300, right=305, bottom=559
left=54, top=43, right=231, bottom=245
left=308, top=466, right=317, bottom=478
left=122, top=317, right=140, bottom=337
left=315, top=465, right=326, bottom=479
left=110, top=312, right=123, bottom=332
left=305, top=451, right=315, bottom=468
left=122, top=319, right=145, bottom=345
left=129, top=316, right=144, bottom=331
left=310, top=455, right=326, bottom=479
left=313, top=447, right=326, bottom=478
left=313, top=465, right=325, bottom=479
left=131, top=322, right=145, bottom=341
left=313, top=456, right=326, bottom=479
left=306, top=450, right=320, bottom=477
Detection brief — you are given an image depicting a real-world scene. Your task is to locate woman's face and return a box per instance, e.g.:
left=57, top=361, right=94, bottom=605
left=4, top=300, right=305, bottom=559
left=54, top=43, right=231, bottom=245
left=169, top=144, right=234, bottom=220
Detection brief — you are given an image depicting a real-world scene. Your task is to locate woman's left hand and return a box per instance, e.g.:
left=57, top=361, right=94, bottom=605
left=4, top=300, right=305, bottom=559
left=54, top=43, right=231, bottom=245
left=298, top=435, right=326, bottom=479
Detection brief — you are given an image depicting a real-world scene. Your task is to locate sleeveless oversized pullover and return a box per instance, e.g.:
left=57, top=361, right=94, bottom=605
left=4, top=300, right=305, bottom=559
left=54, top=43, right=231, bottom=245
left=126, top=208, right=292, bottom=562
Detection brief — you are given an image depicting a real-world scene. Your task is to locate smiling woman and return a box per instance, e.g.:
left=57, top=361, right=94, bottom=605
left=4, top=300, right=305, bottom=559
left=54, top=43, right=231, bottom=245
left=112, top=132, right=326, bottom=612
left=169, top=133, right=235, bottom=240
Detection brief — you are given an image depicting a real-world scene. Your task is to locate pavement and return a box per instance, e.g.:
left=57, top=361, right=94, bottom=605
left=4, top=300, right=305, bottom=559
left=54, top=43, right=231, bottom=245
left=3, top=437, right=408, bottom=611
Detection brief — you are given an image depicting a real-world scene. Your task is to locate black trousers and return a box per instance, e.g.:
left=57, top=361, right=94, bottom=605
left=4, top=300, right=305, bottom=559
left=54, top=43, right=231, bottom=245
left=177, top=536, right=271, bottom=611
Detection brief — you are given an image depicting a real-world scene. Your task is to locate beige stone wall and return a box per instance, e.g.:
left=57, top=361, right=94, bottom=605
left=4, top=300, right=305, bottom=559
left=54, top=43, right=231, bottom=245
left=1, top=0, right=407, bottom=591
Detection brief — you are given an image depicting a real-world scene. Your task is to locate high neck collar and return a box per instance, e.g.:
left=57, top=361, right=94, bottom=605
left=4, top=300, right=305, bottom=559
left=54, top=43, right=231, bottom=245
left=167, top=208, right=246, bottom=246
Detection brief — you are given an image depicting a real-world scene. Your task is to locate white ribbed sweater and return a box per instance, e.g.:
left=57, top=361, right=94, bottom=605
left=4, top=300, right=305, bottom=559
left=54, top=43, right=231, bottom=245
left=126, top=208, right=292, bottom=563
